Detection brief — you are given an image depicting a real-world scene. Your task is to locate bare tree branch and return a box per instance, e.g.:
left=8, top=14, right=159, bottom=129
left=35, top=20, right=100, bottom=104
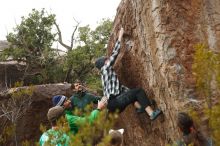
left=4, top=65, right=8, bottom=89
left=21, top=64, right=30, bottom=81
left=54, top=22, right=72, bottom=50
left=54, top=18, right=80, bottom=82
left=0, top=111, right=12, bottom=118
left=0, top=106, right=11, bottom=120
left=55, top=18, right=80, bottom=51
left=52, top=48, right=67, bottom=54
left=70, top=18, right=80, bottom=48
left=0, top=87, right=33, bottom=124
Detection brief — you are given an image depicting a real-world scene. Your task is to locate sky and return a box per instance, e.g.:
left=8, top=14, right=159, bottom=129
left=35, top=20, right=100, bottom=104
left=0, top=0, right=121, bottom=45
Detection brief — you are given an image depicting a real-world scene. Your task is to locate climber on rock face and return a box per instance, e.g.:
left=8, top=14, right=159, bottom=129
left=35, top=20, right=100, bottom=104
left=95, top=27, right=162, bottom=120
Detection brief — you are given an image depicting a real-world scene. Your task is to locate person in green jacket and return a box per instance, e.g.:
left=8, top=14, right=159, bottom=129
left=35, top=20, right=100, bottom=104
left=39, top=106, right=70, bottom=146
left=70, top=80, right=101, bottom=112
left=52, top=95, right=106, bottom=134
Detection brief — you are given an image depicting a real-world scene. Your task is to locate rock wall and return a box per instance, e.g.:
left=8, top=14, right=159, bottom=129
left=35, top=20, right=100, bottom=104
left=107, top=0, right=220, bottom=145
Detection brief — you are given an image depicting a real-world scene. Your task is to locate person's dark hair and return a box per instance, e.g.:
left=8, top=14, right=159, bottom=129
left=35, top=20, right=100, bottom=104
left=50, top=120, right=57, bottom=127
left=177, top=112, right=194, bottom=135
left=177, top=112, right=209, bottom=146
left=109, top=131, right=123, bottom=146
left=71, top=84, right=75, bottom=90
left=95, top=56, right=107, bottom=70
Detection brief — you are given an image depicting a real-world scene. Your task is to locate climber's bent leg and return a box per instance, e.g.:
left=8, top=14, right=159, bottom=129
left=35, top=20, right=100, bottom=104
left=107, top=88, right=150, bottom=113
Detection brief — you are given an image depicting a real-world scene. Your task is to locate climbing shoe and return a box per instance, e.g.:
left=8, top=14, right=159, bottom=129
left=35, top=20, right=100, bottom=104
left=150, top=109, right=162, bottom=120
left=135, top=107, right=145, bottom=113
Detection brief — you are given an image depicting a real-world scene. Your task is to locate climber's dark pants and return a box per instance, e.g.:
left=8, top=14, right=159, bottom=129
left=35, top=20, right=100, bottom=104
left=107, top=88, right=151, bottom=113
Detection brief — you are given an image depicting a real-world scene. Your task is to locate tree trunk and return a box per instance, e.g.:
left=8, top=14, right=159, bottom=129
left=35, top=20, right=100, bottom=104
left=64, top=64, right=73, bottom=82
left=13, top=123, right=18, bottom=146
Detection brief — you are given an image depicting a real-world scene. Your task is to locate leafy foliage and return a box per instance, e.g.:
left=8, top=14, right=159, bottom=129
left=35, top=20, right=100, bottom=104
left=205, top=105, right=220, bottom=145
left=69, top=109, right=117, bottom=146
left=39, top=105, right=118, bottom=146
left=192, top=44, right=218, bottom=99
left=4, top=8, right=56, bottom=64
left=0, top=9, right=58, bottom=84
left=0, top=14, right=112, bottom=86
left=84, top=74, right=103, bottom=95
left=63, top=18, right=113, bottom=83
left=0, top=125, right=14, bottom=145
left=192, top=44, right=220, bottom=145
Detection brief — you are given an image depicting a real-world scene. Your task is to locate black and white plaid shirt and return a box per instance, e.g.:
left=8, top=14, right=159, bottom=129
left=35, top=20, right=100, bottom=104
left=100, top=40, right=121, bottom=103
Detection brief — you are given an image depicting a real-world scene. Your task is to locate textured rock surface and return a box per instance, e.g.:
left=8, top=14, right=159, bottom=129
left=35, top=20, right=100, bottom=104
left=107, top=0, right=220, bottom=145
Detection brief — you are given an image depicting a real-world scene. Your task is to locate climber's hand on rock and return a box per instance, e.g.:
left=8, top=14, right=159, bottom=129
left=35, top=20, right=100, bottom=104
left=118, top=28, right=124, bottom=42
left=125, top=40, right=134, bottom=52
left=97, top=99, right=106, bottom=110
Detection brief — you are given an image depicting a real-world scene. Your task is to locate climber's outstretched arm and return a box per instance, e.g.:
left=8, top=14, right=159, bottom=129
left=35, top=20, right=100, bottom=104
left=105, top=28, right=124, bottom=67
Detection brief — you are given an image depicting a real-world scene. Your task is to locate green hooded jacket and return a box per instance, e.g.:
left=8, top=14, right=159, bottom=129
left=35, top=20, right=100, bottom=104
left=65, top=109, right=100, bottom=134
